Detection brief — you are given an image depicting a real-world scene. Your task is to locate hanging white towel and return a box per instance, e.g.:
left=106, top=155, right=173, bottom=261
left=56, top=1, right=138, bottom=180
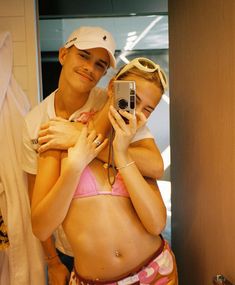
left=0, top=31, right=45, bottom=285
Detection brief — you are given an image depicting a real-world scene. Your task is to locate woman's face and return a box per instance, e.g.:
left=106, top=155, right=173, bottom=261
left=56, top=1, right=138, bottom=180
left=122, top=74, right=162, bottom=118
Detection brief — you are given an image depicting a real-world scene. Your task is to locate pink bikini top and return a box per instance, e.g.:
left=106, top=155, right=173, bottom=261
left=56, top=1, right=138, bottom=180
left=73, top=167, right=130, bottom=199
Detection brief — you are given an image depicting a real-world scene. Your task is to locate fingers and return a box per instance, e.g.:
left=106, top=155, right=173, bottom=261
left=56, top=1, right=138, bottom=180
left=74, top=126, right=104, bottom=150
left=95, top=138, right=108, bottom=152
left=38, top=142, right=51, bottom=153
left=53, top=117, right=68, bottom=122
left=109, top=106, right=136, bottom=132
left=40, top=121, right=50, bottom=131
left=93, top=134, right=103, bottom=147
left=39, top=117, right=67, bottom=130
left=119, top=109, right=137, bottom=131
left=38, top=128, right=48, bottom=139
left=135, top=111, right=147, bottom=129
left=109, top=106, right=126, bottom=130
left=87, top=129, right=97, bottom=144
left=38, top=132, right=52, bottom=152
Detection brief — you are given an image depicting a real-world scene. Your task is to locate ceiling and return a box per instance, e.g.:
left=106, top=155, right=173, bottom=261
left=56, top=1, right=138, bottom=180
left=38, top=0, right=168, bottom=53
left=38, top=0, right=168, bottom=18
left=39, top=15, right=168, bottom=52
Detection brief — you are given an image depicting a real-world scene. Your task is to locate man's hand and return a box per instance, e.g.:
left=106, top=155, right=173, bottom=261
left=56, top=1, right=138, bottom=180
left=38, top=118, right=80, bottom=153
left=47, top=258, right=70, bottom=285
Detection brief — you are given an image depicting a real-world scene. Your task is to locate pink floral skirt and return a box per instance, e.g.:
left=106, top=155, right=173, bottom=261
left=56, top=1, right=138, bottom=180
left=69, top=238, right=178, bottom=285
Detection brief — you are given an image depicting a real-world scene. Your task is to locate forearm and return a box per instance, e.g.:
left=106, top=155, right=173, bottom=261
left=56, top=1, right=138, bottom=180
left=115, top=153, right=166, bottom=235
left=32, top=164, right=82, bottom=241
left=97, top=138, right=164, bottom=178
left=129, top=138, right=164, bottom=179
left=42, top=237, right=70, bottom=284
left=41, top=236, right=60, bottom=260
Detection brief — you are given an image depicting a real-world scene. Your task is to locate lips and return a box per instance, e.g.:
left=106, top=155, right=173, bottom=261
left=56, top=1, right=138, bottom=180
left=75, top=70, right=93, bottom=82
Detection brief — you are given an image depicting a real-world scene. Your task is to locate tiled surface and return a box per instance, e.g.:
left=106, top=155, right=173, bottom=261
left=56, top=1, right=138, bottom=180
left=0, top=0, right=41, bottom=107
left=0, top=0, right=24, bottom=16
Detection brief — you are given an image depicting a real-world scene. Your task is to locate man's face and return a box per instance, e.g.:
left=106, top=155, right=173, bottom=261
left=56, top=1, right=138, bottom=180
left=59, top=46, right=110, bottom=94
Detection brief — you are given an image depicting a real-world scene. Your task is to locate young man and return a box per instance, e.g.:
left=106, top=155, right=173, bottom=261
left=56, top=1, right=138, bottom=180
left=22, top=26, right=163, bottom=285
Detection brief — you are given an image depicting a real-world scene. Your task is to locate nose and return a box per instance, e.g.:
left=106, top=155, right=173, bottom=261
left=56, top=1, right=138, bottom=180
left=83, top=61, right=95, bottom=73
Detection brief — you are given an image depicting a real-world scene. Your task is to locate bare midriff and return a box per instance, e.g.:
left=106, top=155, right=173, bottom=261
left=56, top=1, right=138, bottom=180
left=62, top=194, right=162, bottom=281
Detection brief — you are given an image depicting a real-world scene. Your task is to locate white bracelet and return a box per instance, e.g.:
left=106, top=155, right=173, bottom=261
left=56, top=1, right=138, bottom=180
left=116, top=161, right=135, bottom=170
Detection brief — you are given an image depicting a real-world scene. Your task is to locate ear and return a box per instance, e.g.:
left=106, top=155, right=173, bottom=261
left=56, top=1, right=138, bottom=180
left=58, top=47, right=69, bottom=66
left=107, top=78, right=115, bottom=98
left=108, top=77, right=115, bottom=88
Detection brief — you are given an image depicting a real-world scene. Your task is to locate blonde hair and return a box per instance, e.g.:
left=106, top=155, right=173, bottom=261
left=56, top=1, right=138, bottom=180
left=116, top=66, right=165, bottom=94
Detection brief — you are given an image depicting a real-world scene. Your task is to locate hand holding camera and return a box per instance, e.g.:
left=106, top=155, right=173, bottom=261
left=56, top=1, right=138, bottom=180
left=113, top=80, right=136, bottom=115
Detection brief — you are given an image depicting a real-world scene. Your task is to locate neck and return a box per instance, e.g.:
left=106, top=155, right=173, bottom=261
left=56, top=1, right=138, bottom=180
left=55, top=87, right=90, bottom=119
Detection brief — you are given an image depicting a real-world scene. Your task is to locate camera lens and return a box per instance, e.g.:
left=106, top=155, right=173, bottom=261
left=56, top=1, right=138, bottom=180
left=118, top=99, right=128, bottom=109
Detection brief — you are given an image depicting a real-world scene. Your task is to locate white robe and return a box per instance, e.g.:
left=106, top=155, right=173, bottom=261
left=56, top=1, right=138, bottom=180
left=0, top=31, right=45, bottom=285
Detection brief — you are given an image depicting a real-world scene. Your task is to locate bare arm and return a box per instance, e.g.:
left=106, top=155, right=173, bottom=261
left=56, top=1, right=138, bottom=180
left=31, top=149, right=82, bottom=241
left=37, top=95, right=113, bottom=153
left=109, top=107, right=166, bottom=235
left=37, top=94, right=163, bottom=179
left=27, top=173, right=70, bottom=285
left=31, top=127, right=107, bottom=241
left=115, top=163, right=166, bottom=235
left=128, top=138, right=164, bottom=179
left=96, top=137, right=163, bottom=179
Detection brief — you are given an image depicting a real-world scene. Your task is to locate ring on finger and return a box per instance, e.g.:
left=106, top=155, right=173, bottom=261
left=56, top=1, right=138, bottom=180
left=94, top=139, right=101, bottom=146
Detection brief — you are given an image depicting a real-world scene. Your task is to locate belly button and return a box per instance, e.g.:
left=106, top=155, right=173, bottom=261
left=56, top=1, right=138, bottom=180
left=115, top=250, right=122, bottom=257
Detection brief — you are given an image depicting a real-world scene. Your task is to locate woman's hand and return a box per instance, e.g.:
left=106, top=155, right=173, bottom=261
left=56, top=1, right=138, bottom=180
left=66, top=125, right=108, bottom=172
left=47, top=259, right=70, bottom=285
left=108, top=106, right=146, bottom=155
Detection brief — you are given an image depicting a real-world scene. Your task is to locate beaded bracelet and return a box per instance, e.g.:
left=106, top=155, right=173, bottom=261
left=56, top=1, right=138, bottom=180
left=116, top=161, right=135, bottom=170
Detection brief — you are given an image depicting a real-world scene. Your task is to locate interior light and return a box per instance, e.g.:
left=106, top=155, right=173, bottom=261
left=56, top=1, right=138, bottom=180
left=127, top=31, right=137, bottom=36
left=127, top=35, right=138, bottom=42
left=161, top=146, right=171, bottom=170
left=162, top=94, right=170, bottom=104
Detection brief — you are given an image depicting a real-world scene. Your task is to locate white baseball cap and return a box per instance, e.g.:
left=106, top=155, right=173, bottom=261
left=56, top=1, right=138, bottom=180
left=64, top=26, right=116, bottom=68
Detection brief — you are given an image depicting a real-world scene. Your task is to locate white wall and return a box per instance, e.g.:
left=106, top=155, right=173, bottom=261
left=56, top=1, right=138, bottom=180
left=0, top=0, right=41, bottom=107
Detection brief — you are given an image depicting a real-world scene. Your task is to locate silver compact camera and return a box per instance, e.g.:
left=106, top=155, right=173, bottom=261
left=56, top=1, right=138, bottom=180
left=113, top=80, right=136, bottom=115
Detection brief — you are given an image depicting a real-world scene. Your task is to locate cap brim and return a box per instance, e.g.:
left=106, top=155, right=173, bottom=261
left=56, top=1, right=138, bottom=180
left=74, top=42, right=116, bottom=68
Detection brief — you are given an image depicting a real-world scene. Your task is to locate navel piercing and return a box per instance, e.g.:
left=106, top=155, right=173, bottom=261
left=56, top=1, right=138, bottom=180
left=115, top=250, right=121, bottom=257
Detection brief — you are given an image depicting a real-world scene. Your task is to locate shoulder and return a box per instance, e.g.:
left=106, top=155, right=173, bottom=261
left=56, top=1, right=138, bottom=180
left=131, top=124, right=154, bottom=142
left=89, top=87, right=108, bottom=110
left=24, top=92, right=55, bottom=137
left=24, top=92, right=54, bottom=122
left=90, top=87, right=107, bottom=100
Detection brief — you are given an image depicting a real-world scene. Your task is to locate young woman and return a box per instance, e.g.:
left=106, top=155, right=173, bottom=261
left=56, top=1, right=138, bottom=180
left=31, top=58, right=178, bottom=285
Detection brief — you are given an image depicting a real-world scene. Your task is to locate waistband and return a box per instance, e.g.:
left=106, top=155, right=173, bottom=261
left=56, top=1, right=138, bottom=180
left=73, top=235, right=165, bottom=285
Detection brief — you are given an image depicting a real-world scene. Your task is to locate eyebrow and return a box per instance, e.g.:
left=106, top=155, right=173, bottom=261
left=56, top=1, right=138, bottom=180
left=99, top=59, right=109, bottom=67
left=136, top=94, right=155, bottom=111
left=81, top=50, right=109, bottom=67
